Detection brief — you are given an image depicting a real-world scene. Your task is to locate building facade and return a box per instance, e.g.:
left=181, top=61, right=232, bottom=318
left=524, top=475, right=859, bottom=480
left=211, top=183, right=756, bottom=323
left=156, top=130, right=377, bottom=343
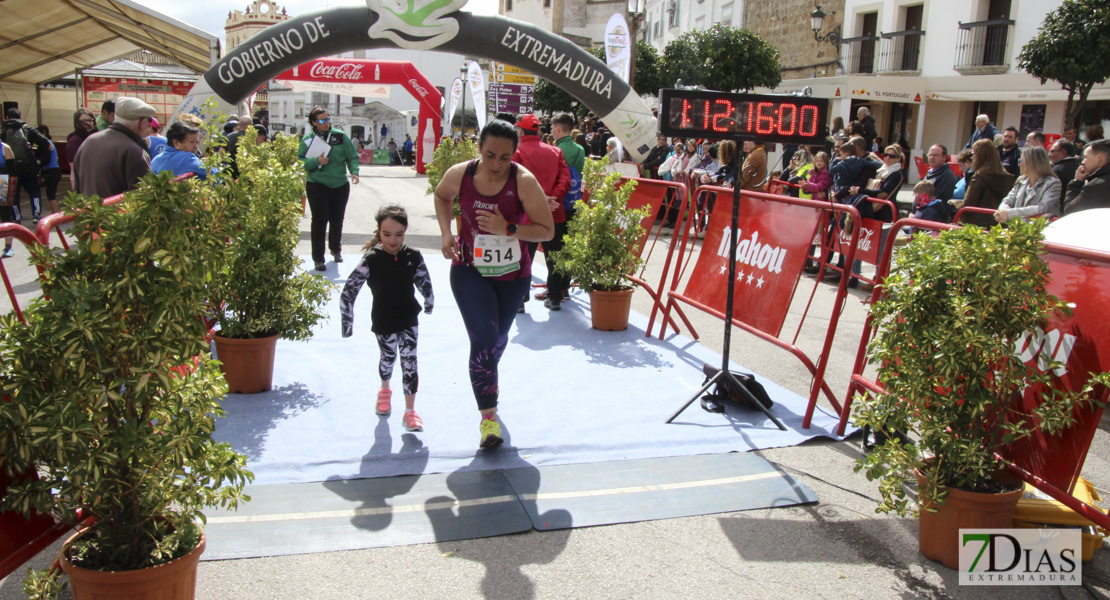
left=761, top=0, right=1110, bottom=180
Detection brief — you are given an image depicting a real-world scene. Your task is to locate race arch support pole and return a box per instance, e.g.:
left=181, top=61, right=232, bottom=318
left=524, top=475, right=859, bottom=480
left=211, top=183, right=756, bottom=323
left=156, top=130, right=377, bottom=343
left=178, top=1, right=657, bottom=165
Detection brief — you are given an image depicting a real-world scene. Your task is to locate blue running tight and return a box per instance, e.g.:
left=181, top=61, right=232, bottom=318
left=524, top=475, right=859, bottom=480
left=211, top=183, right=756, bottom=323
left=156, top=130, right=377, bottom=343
left=450, top=265, right=530, bottom=411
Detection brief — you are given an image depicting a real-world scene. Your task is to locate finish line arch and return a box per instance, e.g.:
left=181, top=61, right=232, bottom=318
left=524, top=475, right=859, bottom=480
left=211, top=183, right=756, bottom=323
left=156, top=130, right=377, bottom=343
left=179, top=0, right=656, bottom=173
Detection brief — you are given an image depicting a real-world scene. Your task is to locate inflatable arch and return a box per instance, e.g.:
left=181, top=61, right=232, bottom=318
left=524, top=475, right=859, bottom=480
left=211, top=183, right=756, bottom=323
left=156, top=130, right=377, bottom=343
left=179, top=0, right=657, bottom=174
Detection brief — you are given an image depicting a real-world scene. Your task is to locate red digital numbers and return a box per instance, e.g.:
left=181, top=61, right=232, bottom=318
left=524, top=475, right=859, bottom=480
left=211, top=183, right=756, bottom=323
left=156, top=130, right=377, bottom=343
left=668, top=90, right=826, bottom=142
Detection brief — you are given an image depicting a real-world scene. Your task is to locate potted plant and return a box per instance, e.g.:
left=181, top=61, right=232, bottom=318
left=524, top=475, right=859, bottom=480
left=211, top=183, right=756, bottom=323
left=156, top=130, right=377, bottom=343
left=209, top=132, right=335, bottom=394
left=424, top=136, right=478, bottom=223
left=552, top=159, right=649, bottom=331
left=854, top=219, right=1109, bottom=569
left=0, top=173, right=253, bottom=599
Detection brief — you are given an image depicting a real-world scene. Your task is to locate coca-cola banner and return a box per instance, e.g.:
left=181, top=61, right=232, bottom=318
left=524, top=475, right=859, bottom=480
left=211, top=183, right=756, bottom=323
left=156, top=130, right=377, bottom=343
left=831, top=217, right=885, bottom=265
left=185, top=0, right=656, bottom=163
left=1002, top=245, right=1110, bottom=493
left=274, top=59, right=441, bottom=171
left=682, top=190, right=822, bottom=337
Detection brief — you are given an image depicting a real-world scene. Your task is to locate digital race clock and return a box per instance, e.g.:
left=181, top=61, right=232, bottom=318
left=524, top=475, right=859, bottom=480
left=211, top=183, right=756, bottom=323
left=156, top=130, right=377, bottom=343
left=658, top=88, right=830, bottom=144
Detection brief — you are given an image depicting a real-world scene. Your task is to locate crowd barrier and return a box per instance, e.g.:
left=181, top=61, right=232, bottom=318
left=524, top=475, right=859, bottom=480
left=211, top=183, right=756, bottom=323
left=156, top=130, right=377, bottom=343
left=656, top=187, right=863, bottom=428
left=842, top=216, right=1110, bottom=532
left=0, top=174, right=195, bottom=580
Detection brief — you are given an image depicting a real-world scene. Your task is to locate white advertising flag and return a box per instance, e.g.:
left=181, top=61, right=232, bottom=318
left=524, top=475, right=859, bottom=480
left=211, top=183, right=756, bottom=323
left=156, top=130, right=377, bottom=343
left=447, top=77, right=463, bottom=125
left=604, top=13, right=631, bottom=83
left=466, top=61, right=487, bottom=132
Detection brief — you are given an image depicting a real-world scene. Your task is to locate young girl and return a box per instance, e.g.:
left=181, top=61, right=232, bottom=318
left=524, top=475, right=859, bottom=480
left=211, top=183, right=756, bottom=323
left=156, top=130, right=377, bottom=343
left=340, top=205, right=434, bottom=432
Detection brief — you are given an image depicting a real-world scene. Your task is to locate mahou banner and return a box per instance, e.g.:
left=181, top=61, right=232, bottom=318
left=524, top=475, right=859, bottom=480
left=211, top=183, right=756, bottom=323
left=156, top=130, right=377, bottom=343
left=466, top=61, right=486, bottom=132
left=447, top=77, right=463, bottom=127
left=604, top=13, right=631, bottom=83
left=682, top=190, right=822, bottom=337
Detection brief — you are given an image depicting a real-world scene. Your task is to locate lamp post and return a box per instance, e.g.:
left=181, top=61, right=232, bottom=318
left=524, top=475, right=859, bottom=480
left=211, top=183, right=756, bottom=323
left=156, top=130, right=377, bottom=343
left=459, top=66, right=467, bottom=137
left=810, top=5, right=842, bottom=69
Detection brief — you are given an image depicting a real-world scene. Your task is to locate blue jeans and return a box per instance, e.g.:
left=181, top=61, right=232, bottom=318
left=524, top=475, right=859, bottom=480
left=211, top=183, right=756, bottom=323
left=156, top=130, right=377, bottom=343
left=450, top=265, right=530, bottom=411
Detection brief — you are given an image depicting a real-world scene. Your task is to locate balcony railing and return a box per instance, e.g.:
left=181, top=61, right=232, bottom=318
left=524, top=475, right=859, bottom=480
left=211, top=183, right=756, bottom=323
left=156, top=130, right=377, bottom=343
left=878, top=30, right=925, bottom=74
left=840, top=36, right=880, bottom=75
left=954, top=19, right=1014, bottom=74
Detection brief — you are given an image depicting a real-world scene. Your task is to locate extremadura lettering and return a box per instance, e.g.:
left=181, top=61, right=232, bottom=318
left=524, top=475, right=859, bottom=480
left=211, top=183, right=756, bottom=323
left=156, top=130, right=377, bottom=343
left=500, top=26, right=613, bottom=100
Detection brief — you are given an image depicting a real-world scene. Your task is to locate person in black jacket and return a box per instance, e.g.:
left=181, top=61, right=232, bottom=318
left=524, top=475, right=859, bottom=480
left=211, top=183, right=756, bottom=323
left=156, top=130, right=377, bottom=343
left=999, top=127, right=1021, bottom=177
left=0, top=108, right=51, bottom=223
left=856, top=106, right=877, bottom=152
left=1049, top=139, right=1081, bottom=198
left=1063, top=139, right=1110, bottom=215
left=641, top=135, right=671, bottom=178
left=340, top=205, right=434, bottom=433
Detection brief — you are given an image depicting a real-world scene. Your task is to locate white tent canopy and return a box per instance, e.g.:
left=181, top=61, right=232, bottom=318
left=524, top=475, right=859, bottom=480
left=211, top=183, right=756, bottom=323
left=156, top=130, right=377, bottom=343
left=0, top=0, right=219, bottom=86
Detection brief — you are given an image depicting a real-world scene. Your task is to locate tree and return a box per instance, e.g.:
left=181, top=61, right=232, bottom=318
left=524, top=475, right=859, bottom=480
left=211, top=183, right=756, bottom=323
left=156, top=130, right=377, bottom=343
left=1017, top=0, right=1110, bottom=129
left=662, top=24, right=782, bottom=92
left=632, top=40, right=664, bottom=97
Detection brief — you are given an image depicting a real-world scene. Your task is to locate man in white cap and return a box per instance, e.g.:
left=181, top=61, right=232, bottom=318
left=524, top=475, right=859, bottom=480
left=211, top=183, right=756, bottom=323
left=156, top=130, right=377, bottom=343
left=73, top=96, right=155, bottom=198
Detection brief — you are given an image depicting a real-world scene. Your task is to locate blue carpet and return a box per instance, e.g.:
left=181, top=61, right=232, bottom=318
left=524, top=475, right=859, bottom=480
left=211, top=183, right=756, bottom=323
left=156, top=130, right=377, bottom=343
left=212, top=254, right=849, bottom=486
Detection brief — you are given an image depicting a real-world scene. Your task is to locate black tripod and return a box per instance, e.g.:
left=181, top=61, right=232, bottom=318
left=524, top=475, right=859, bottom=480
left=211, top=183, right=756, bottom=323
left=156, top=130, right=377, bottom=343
left=666, top=144, right=787, bottom=431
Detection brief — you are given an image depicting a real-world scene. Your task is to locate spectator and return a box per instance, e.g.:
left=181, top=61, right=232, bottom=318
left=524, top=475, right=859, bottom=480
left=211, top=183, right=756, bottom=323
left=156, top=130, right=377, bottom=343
left=574, top=132, right=589, bottom=157
left=1026, top=131, right=1046, bottom=149
left=235, top=115, right=253, bottom=132
left=848, top=144, right=904, bottom=222
left=34, top=125, right=62, bottom=218
left=1063, top=126, right=1084, bottom=147
left=97, top=100, right=115, bottom=131
left=693, top=143, right=721, bottom=186
left=783, top=148, right=814, bottom=199
left=544, top=112, right=584, bottom=307
left=857, top=107, right=877, bottom=151
left=674, top=139, right=702, bottom=178
left=964, top=114, right=1000, bottom=150
left=925, top=144, right=957, bottom=203
left=641, top=135, right=671, bottom=178
left=739, top=140, right=766, bottom=192
left=224, top=120, right=249, bottom=179
left=1063, top=139, right=1110, bottom=215
left=151, top=121, right=209, bottom=180
left=829, top=140, right=880, bottom=200
left=66, top=109, right=97, bottom=185
left=605, top=138, right=621, bottom=165
left=1, top=107, right=51, bottom=223
left=953, top=149, right=974, bottom=200
left=513, top=113, right=571, bottom=312
left=403, top=134, right=414, bottom=165
left=801, top=151, right=831, bottom=200
left=998, top=127, right=1021, bottom=177
left=830, top=116, right=846, bottom=138
left=872, top=136, right=884, bottom=154
left=695, top=140, right=737, bottom=237
left=656, top=141, right=681, bottom=182
left=959, top=138, right=1016, bottom=228
left=72, top=97, right=154, bottom=199
left=146, top=118, right=167, bottom=158
left=1087, top=124, right=1104, bottom=143
left=907, top=179, right=948, bottom=229
left=388, top=138, right=399, bottom=165
left=0, top=140, right=15, bottom=257
left=995, top=146, right=1060, bottom=223
left=1049, top=139, right=1080, bottom=197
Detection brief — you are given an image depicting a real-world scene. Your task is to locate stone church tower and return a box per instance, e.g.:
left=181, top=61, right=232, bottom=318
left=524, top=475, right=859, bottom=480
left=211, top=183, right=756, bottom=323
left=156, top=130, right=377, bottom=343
left=225, top=0, right=291, bottom=115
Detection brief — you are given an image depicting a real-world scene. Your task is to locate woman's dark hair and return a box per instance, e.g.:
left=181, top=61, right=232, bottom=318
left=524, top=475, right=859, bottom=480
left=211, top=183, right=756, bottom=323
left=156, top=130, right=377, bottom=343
left=479, top=119, right=518, bottom=150
left=35, top=125, right=51, bottom=140
left=72, top=108, right=95, bottom=133
left=363, top=204, right=409, bottom=251
left=307, top=106, right=328, bottom=124
left=165, top=121, right=200, bottom=145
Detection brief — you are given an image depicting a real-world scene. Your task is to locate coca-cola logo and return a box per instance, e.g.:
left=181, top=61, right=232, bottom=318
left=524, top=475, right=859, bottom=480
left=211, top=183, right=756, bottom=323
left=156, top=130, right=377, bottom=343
left=408, top=78, right=429, bottom=98
left=309, top=62, right=365, bottom=80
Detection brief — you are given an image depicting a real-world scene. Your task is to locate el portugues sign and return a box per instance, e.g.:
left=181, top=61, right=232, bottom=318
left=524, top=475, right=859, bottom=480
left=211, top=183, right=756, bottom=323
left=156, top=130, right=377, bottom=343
left=184, top=0, right=656, bottom=161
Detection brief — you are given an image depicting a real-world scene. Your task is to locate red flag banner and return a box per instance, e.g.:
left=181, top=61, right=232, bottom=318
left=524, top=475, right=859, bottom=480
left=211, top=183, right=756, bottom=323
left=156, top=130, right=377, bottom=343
left=681, top=190, right=822, bottom=337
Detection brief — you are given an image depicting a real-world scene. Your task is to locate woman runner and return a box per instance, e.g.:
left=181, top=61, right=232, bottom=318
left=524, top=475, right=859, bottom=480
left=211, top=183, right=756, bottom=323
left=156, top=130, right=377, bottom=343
left=434, top=120, right=553, bottom=448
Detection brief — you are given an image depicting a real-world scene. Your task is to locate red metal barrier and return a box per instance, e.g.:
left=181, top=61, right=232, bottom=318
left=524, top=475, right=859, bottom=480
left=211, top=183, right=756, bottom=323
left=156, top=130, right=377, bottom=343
left=0, top=223, right=39, bottom=324
left=659, top=188, right=862, bottom=427
left=843, top=216, right=1110, bottom=530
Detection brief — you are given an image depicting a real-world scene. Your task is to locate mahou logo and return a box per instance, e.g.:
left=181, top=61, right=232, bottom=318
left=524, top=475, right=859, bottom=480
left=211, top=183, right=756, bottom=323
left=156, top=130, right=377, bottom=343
left=310, top=62, right=365, bottom=80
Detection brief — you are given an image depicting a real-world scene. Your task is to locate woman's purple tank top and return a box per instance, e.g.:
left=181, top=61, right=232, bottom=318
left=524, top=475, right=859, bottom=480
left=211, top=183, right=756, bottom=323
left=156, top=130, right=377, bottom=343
left=454, top=160, right=531, bottom=280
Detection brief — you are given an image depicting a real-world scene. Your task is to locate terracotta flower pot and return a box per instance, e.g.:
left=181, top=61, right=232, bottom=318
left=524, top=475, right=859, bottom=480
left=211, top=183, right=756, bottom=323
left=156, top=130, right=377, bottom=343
left=60, top=532, right=206, bottom=600
left=916, top=472, right=1024, bottom=569
left=213, top=333, right=279, bottom=394
left=589, top=287, right=634, bottom=331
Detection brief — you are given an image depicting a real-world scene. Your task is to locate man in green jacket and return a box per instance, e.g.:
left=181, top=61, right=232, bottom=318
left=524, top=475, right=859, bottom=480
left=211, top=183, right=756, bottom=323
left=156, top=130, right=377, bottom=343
left=545, top=112, right=585, bottom=308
